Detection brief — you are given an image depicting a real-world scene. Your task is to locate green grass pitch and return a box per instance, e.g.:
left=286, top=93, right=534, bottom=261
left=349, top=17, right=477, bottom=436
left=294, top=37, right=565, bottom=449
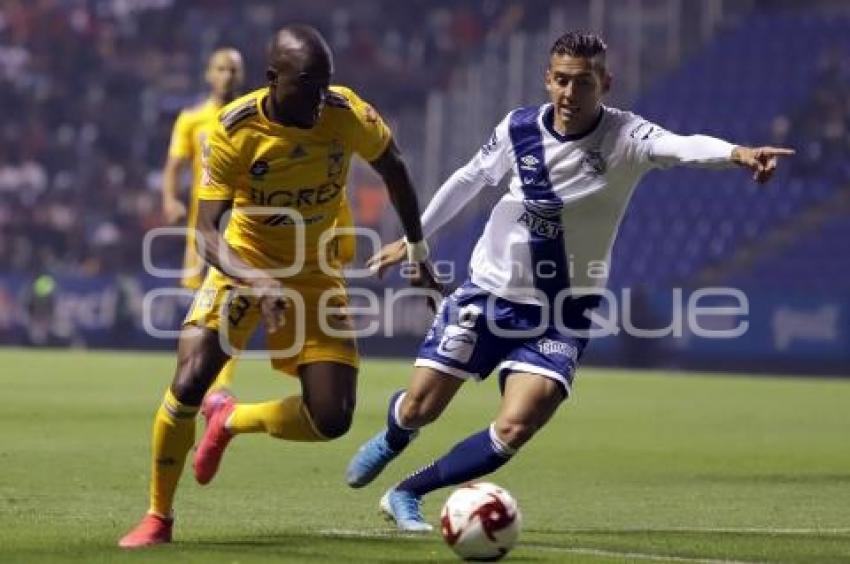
left=0, top=348, right=848, bottom=562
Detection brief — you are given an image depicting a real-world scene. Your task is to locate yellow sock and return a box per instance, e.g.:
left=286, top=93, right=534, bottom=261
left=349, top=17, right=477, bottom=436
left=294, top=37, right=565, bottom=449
left=227, top=395, right=327, bottom=441
left=208, top=358, right=236, bottom=392
left=148, top=389, right=197, bottom=517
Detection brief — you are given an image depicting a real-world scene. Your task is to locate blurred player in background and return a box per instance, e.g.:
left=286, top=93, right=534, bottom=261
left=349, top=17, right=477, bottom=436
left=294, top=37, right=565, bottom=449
left=162, top=48, right=245, bottom=392
left=346, top=31, right=794, bottom=531
left=119, top=24, right=438, bottom=548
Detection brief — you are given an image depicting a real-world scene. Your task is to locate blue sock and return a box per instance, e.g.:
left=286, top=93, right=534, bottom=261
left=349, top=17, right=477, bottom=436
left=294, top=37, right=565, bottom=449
left=397, top=424, right=515, bottom=497
left=384, top=390, right=417, bottom=452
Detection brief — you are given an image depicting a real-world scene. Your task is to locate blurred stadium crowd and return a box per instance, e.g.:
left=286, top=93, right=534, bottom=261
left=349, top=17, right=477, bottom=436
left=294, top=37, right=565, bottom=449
left=0, top=0, right=543, bottom=275
left=0, top=0, right=848, bottom=371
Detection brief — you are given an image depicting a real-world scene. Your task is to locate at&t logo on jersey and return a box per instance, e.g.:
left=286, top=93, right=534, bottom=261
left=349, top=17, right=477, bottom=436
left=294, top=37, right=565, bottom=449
left=517, top=200, right=563, bottom=239
left=517, top=211, right=561, bottom=239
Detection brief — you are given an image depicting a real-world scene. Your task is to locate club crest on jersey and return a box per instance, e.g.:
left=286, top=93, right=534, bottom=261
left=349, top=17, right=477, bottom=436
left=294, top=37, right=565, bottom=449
left=250, top=160, right=269, bottom=178
left=579, top=150, right=606, bottom=176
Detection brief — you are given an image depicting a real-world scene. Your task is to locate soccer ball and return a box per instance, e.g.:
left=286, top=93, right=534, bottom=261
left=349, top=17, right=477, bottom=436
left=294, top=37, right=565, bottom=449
left=440, top=482, right=521, bottom=561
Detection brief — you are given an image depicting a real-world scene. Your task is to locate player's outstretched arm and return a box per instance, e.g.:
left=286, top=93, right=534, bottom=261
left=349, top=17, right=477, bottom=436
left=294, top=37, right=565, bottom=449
left=644, top=129, right=794, bottom=184
left=730, top=146, right=795, bottom=184
left=194, top=199, right=286, bottom=332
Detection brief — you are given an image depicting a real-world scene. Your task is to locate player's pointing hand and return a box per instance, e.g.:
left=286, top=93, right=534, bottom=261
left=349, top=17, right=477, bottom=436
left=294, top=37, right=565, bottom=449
left=731, top=146, right=795, bottom=184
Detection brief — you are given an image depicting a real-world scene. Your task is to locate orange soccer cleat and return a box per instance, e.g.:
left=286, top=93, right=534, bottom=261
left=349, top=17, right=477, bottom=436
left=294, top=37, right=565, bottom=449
left=118, top=513, right=173, bottom=548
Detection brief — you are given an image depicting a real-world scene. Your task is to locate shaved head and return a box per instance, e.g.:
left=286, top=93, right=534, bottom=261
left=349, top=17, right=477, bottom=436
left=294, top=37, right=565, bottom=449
left=264, top=25, right=334, bottom=128
left=268, top=24, right=333, bottom=75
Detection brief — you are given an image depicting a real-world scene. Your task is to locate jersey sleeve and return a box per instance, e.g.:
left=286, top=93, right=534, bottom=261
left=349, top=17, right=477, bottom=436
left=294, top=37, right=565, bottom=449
left=420, top=114, right=513, bottom=238
left=167, top=111, right=194, bottom=160
left=466, top=113, right=513, bottom=185
left=197, top=123, right=241, bottom=200
left=622, top=116, right=669, bottom=170
left=333, top=87, right=392, bottom=161
left=625, top=115, right=734, bottom=170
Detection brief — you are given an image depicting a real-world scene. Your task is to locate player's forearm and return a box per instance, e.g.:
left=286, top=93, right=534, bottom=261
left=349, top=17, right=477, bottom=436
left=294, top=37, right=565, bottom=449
left=649, top=134, right=736, bottom=169
left=385, top=172, right=425, bottom=243
left=161, top=160, right=184, bottom=203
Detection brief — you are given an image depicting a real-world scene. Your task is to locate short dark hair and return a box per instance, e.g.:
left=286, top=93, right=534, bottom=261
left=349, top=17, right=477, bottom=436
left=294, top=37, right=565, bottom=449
left=550, top=31, right=607, bottom=68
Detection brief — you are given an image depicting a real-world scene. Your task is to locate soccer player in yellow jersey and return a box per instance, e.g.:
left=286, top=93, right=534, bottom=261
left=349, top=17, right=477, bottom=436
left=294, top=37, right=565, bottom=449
left=119, top=25, right=440, bottom=548
left=162, top=47, right=245, bottom=391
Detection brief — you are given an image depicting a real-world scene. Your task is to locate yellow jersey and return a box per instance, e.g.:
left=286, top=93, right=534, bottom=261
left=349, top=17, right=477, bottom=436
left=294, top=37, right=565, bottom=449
left=199, top=86, right=390, bottom=273
left=168, top=98, right=221, bottom=195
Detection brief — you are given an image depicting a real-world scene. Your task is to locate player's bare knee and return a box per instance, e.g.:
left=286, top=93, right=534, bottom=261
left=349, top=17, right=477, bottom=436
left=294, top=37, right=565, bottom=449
left=309, top=402, right=354, bottom=440
left=493, top=418, right=537, bottom=449
left=313, top=412, right=352, bottom=439
left=400, top=393, right=440, bottom=428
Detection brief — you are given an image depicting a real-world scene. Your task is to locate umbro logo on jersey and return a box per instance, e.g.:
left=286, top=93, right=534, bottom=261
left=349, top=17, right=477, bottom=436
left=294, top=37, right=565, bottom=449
left=250, top=160, right=269, bottom=178
left=519, top=154, right=540, bottom=171
left=289, top=144, right=307, bottom=159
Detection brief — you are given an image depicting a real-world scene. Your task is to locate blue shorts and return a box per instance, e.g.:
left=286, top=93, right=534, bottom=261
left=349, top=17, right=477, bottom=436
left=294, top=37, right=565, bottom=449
left=415, top=281, right=597, bottom=398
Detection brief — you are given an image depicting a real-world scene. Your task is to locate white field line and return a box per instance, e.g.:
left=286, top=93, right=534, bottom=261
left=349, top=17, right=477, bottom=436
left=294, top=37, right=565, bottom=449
left=319, top=526, right=850, bottom=538
left=530, top=526, right=850, bottom=535
left=526, top=544, right=758, bottom=563
left=316, top=528, right=817, bottom=563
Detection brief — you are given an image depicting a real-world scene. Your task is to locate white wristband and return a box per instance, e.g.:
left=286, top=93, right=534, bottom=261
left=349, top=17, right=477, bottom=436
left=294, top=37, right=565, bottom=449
left=404, top=237, right=430, bottom=263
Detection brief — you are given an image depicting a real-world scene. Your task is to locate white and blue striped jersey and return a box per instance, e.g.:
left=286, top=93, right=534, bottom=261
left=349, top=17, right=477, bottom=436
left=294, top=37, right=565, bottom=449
left=421, top=103, right=735, bottom=306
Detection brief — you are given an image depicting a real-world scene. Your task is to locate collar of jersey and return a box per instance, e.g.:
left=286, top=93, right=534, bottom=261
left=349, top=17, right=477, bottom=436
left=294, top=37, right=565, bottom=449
left=541, top=105, right=604, bottom=143
left=257, top=94, right=313, bottom=131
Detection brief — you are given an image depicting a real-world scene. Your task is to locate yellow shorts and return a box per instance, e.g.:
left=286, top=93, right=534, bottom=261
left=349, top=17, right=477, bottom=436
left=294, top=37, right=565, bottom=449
left=184, top=267, right=359, bottom=376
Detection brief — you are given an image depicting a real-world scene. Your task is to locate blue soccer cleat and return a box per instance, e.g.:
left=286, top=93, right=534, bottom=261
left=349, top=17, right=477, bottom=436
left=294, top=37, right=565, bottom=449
left=379, top=488, right=433, bottom=533
left=346, top=429, right=410, bottom=488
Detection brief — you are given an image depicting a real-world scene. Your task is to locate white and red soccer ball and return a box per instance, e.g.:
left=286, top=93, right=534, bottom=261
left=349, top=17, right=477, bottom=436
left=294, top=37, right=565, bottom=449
left=440, top=482, right=522, bottom=561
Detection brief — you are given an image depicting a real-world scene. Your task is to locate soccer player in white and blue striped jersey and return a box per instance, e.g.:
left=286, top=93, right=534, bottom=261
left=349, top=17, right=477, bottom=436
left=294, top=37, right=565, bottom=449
left=346, top=32, right=794, bottom=531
